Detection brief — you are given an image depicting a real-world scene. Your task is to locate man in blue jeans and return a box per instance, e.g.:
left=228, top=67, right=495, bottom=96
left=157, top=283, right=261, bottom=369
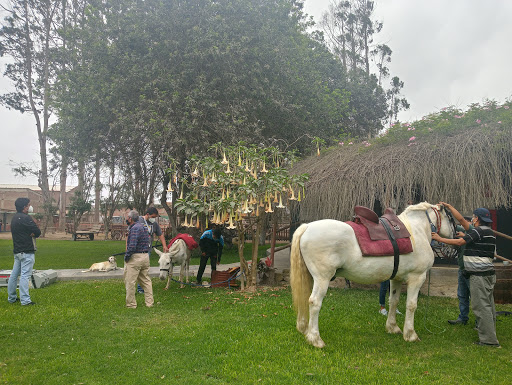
left=7, top=198, right=41, bottom=306
left=439, top=203, right=473, bottom=325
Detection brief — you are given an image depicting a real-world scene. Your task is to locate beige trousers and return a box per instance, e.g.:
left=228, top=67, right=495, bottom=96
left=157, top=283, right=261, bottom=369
left=124, top=252, right=154, bottom=308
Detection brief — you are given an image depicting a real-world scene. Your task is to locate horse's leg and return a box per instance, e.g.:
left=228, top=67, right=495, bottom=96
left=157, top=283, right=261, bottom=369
left=179, top=262, right=185, bottom=289
left=305, top=277, right=330, bottom=348
left=386, top=279, right=402, bottom=334
left=164, top=262, right=173, bottom=290
left=402, top=273, right=426, bottom=342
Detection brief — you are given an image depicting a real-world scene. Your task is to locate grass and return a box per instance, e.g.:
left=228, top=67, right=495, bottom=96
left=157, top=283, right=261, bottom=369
left=0, top=280, right=511, bottom=384
left=0, top=239, right=276, bottom=270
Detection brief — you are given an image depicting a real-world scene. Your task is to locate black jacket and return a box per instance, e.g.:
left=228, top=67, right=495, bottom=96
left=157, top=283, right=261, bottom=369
left=199, top=237, right=223, bottom=262
left=11, top=212, right=41, bottom=254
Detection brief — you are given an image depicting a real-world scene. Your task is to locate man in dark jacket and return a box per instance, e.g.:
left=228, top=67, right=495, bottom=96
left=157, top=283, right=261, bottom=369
left=196, top=228, right=224, bottom=285
left=124, top=210, right=153, bottom=308
left=8, top=198, right=41, bottom=305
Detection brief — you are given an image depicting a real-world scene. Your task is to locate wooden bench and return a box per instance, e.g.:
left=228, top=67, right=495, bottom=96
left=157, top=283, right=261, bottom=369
left=72, top=224, right=103, bottom=241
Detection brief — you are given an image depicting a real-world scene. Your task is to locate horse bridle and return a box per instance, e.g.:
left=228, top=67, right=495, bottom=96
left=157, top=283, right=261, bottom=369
left=426, top=205, right=458, bottom=259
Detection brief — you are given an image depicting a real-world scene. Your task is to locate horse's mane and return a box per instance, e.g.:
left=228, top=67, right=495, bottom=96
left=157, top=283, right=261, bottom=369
left=402, top=201, right=438, bottom=214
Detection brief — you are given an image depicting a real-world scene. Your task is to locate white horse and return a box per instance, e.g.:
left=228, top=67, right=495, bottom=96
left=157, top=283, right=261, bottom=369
left=290, top=202, right=455, bottom=348
left=155, top=239, right=191, bottom=289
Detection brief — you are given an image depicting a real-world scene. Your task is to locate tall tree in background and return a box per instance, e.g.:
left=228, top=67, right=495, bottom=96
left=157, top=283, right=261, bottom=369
left=53, top=0, right=352, bottom=215
left=320, top=0, right=408, bottom=133
left=0, top=0, right=62, bottom=235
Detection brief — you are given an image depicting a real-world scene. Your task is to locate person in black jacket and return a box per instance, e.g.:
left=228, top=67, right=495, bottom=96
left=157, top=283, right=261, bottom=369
left=7, top=198, right=41, bottom=305
left=196, top=228, right=224, bottom=285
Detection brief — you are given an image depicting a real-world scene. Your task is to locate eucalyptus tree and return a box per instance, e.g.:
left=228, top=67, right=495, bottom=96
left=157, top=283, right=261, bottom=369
left=319, top=0, right=407, bottom=135
left=0, top=0, right=62, bottom=235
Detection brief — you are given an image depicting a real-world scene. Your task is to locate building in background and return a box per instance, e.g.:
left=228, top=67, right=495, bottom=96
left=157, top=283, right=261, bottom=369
left=0, top=184, right=78, bottom=231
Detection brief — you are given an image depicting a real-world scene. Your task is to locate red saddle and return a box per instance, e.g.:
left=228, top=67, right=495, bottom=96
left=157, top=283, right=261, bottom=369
left=167, top=233, right=199, bottom=250
left=349, top=206, right=413, bottom=257
left=354, top=206, right=410, bottom=241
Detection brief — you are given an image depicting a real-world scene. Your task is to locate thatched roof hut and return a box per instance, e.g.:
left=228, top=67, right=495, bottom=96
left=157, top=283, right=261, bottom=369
left=293, top=104, right=512, bottom=222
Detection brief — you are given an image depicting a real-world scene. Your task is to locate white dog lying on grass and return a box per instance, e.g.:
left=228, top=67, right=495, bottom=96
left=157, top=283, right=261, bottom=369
left=82, top=256, right=118, bottom=272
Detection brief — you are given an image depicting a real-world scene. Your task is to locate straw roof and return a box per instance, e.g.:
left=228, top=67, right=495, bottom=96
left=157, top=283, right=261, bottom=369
left=293, top=124, right=512, bottom=222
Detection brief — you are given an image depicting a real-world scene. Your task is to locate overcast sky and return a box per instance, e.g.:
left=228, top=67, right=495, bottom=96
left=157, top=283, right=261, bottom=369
left=1, top=0, right=511, bottom=186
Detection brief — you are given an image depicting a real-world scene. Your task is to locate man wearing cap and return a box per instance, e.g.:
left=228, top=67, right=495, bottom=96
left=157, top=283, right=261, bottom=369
left=432, top=205, right=499, bottom=347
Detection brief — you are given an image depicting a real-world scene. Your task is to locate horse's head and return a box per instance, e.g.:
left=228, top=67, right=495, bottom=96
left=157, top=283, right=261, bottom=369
left=427, top=203, right=458, bottom=259
left=434, top=204, right=457, bottom=239
left=154, top=248, right=171, bottom=280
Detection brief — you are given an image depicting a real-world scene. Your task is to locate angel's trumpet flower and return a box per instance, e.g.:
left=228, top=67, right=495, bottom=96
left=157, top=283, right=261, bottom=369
left=225, top=162, right=232, bottom=174
left=261, top=160, right=268, bottom=173
left=288, top=184, right=296, bottom=201
left=221, top=152, right=228, bottom=165
left=277, top=194, right=285, bottom=208
left=191, top=167, right=199, bottom=178
left=227, top=212, right=236, bottom=230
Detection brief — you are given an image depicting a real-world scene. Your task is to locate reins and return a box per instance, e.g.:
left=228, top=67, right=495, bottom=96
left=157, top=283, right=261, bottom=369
left=425, top=206, right=458, bottom=259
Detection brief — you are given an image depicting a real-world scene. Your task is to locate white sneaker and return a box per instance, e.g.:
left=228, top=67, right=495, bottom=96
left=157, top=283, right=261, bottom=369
left=379, top=308, right=388, bottom=316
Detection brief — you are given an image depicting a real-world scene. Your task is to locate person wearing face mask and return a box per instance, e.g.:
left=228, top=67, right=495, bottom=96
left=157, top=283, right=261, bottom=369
left=124, top=210, right=153, bottom=308
left=138, top=207, right=168, bottom=253
left=135, top=207, right=168, bottom=294
left=432, top=203, right=499, bottom=347
left=7, top=198, right=41, bottom=306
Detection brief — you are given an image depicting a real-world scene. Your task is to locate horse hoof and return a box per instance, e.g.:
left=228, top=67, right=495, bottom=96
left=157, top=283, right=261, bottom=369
left=404, top=331, right=420, bottom=342
left=386, top=324, right=402, bottom=334
left=306, top=334, right=325, bottom=348
left=163, top=287, right=169, bottom=291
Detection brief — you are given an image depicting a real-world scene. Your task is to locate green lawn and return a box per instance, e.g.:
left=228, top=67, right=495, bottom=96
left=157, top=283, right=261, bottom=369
left=0, top=239, right=274, bottom=270
left=0, top=281, right=511, bottom=384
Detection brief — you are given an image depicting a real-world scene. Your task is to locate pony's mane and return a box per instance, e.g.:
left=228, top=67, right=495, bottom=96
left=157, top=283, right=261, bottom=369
left=402, top=201, right=437, bottom=214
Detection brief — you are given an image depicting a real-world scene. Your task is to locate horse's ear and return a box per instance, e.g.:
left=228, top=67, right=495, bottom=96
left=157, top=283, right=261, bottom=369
left=154, top=248, right=162, bottom=256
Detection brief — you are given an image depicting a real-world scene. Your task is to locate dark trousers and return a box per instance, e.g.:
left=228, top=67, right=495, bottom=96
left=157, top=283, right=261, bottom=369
left=379, top=280, right=390, bottom=307
left=196, top=254, right=217, bottom=282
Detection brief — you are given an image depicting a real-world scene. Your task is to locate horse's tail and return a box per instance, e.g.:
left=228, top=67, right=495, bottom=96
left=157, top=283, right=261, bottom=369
left=290, top=223, right=312, bottom=334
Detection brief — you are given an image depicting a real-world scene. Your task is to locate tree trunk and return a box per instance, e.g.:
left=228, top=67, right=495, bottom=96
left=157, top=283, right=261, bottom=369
left=237, top=225, right=247, bottom=291
left=58, top=155, right=68, bottom=231
left=94, top=153, right=101, bottom=223
left=249, top=214, right=263, bottom=290
left=160, top=172, right=176, bottom=238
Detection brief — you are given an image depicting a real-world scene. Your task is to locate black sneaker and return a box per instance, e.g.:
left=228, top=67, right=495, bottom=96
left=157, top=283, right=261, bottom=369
left=22, top=301, right=36, bottom=306
left=448, top=319, right=467, bottom=325
left=474, top=341, right=501, bottom=348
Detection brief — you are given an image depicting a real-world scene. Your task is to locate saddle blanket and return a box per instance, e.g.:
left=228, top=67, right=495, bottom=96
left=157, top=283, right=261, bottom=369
left=167, top=233, right=199, bottom=250
left=346, top=221, right=413, bottom=256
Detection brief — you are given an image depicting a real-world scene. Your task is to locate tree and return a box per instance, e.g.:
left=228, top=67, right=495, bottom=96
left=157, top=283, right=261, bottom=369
left=0, top=0, right=62, bottom=235
left=173, top=143, right=308, bottom=291
left=319, top=0, right=407, bottom=136
left=52, top=0, right=351, bottom=218
left=387, top=76, right=410, bottom=126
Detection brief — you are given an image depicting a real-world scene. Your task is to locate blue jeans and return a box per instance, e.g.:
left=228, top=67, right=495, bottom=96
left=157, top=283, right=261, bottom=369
left=8, top=252, right=35, bottom=305
left=457, top=269, right=470, bottom=322
left=379, top=280, right=390, bottom=307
